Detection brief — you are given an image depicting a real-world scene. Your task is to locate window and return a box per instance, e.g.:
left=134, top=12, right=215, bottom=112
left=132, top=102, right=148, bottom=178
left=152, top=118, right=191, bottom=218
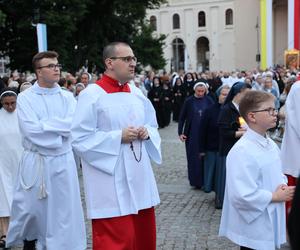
left=198, top=11, right=206, bottom=27
left=173, top=14, right=180, bottom=29
left=150, top=16, right=157, bottom=31
left=225, top=9, right=233, bottom=25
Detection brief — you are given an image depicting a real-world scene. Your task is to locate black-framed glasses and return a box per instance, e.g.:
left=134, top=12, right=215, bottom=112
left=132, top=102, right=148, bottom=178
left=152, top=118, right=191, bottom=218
left=110, top=56, right=137, bottom=63
left=252, top=107, right=278, bottom=116
left=37, top=64, right=62, bottom=70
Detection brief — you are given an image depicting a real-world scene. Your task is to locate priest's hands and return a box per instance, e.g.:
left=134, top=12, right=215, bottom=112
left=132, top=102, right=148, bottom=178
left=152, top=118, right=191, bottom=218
left=121, top=126, right=149, bottom=143
left=137, top=126, right=149, bottom=140
left=271, top=184, right=295, bottom=202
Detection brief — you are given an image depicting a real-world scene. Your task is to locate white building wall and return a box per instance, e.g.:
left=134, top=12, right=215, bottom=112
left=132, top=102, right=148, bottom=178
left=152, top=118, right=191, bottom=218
left=147, top=0, right=288, bottom=72
left=147, top=0, right=236, bottom=72
left=183, top=8, right=194, bottom=71
left=234, top=0, right=260, bottom=70
left=209, top=6, right=220, bottom=71
left=273, top=1, right=288, bottom=65
left=159, top=11, right=172, bottom=71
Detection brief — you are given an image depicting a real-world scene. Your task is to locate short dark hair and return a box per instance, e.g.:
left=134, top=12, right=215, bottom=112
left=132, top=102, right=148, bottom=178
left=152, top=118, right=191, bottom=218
left=102, top=42, right=130, bottom=63
left=239, top=90, right=275, bottom=121
left=32, top=51, right=59, bottom=71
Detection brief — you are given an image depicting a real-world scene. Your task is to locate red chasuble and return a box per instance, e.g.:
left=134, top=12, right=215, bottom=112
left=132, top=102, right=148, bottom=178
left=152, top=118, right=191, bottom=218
left=96, top=74, right=131, bottom=93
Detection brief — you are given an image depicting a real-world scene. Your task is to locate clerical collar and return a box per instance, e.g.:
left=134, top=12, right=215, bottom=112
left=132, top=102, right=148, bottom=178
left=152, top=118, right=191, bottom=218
left=96, top=74, right=130, bottom=93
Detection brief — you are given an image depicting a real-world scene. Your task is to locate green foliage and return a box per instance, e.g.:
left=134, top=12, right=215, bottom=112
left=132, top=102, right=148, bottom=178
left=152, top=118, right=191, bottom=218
left=0, top=9, right=5, bottom=27
left=0, top=0, right=88, bottom=71
left=0, top=0, right=166, bottom=72
left=132, top=23, right=166, bottom=71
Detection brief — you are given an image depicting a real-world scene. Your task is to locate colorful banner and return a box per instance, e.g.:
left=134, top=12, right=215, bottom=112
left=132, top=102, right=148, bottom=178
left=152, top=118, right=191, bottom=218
left=260, top=0, right=273, bottom=69
left=266, top=0, right=272, bottom=68
left=260, top=0, right=267, bottom=69
left=37, top=23, right=47, bottom=52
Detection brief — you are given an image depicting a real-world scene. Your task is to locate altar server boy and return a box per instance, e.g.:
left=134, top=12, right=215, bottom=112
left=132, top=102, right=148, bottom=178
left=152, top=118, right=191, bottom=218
left=219, top=90, right=295, bottom=250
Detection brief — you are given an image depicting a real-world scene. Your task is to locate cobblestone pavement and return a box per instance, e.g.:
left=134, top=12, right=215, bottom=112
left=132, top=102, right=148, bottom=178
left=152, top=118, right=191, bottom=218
left=11, top=121, right=290, bottom=250
left=151, top=122, right=290, bottom=250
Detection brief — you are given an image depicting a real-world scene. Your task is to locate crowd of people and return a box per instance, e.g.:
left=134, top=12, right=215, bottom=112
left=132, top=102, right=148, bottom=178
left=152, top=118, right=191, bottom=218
left=0, top=45, right=300, bottom=250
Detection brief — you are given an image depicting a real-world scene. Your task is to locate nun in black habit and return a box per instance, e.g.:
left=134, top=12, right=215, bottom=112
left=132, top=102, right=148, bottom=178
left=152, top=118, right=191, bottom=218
left=183, top=72, right=195, bottom=97
left=215, top=82, right=252, bottom=208
left=148, top=76, right=165, bottom=128
left=172, top=76, right=186, bottom=122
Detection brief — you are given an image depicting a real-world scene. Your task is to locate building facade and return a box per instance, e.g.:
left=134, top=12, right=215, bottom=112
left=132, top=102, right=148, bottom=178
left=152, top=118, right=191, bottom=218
left=147, top=0, right=298, bottom=72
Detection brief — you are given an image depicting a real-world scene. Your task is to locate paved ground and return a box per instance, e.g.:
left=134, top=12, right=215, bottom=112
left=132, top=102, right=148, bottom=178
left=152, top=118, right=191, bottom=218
left=152, top=122, right=238, bottom=250
left=11, top=121, right=290, bottom=250
left=154, top=122, right=291, bottom=250
left=85, top=121, right=291, bottom=250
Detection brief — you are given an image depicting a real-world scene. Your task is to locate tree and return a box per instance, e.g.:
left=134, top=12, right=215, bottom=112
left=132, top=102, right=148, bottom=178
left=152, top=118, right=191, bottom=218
left=0, top=9, right=5, bottom=28
left=0, top=0, right=166, bottom=72
left=132, top=23, right=166, bottom=71
left=72, top=0, right=166, bottom=72
left=0, top=0, right=89, bottom=71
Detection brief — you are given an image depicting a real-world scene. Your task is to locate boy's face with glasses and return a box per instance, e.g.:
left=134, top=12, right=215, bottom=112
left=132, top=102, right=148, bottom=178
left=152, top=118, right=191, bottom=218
left=36, top=57, right=61, bottom=88
left=250, top=99, right=278, bottom=132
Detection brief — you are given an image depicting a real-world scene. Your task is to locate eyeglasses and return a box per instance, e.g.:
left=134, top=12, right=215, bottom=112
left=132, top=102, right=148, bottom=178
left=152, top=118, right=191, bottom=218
left=37, top=64, right=62, bottom=70
left=252, top=107, right=278, bottom=116
left=110, top=56, right=137, bottom=63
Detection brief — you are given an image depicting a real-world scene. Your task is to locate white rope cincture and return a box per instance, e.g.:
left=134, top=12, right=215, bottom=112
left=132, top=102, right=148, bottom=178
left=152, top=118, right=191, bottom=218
left=20, top=152, right=48, bottom=199
left=38, top=156, right=47, bottom=199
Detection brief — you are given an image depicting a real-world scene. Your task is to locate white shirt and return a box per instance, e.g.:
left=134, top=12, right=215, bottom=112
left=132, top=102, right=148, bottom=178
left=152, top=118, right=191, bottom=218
left=219, top=128, right=286, bottom=250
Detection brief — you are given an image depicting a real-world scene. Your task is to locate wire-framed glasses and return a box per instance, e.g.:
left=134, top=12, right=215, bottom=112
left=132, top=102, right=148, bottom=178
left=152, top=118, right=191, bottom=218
left=251, top=107, right=278, bottom=116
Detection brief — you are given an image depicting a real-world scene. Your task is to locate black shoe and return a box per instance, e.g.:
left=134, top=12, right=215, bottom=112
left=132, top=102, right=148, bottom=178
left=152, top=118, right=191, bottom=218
left=23, top=239, right=37, bottom=250
left=0, top=235, right=6, bottom=248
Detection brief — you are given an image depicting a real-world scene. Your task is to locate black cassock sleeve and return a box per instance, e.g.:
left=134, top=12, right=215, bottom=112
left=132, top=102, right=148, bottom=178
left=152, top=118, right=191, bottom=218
left=288, top=177, right=300, bottom=250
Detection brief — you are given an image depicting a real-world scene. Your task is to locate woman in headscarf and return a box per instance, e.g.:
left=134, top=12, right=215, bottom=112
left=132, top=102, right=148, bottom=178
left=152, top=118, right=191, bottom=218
left=199, top=85, right=230, bottom=193
left=215, top=82, right=252, bottom=208
left=18, top=82, right=32, bottom=93
left=74, top=82, right=86, bottom=100
left=0, top=88, right=23, bottom=249
left=178, top=82, right=214, bottom=189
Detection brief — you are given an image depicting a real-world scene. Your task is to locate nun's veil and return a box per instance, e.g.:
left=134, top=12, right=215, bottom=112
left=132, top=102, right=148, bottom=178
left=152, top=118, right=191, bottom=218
left=223, top=82, right=251, bottom=105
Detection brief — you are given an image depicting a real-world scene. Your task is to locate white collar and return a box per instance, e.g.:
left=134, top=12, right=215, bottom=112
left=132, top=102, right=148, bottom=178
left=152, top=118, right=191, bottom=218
left=246, top=127, right=270, bottom=148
